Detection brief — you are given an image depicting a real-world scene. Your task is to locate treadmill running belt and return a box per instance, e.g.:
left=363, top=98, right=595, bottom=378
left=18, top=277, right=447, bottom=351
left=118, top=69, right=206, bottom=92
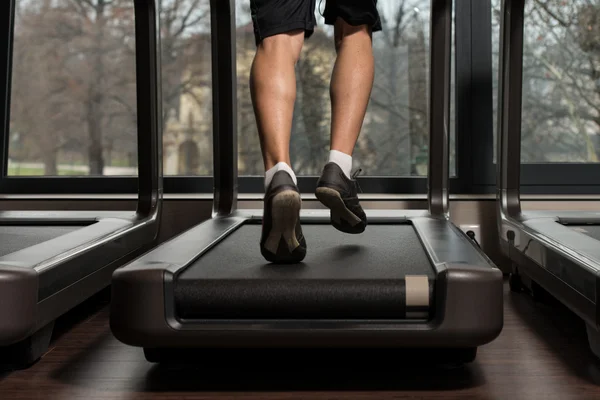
left=568, top=224, right=600, bottom=241
left=175, top=224, right=435, bottom=319
left=0, top=225, right=80, bottom=257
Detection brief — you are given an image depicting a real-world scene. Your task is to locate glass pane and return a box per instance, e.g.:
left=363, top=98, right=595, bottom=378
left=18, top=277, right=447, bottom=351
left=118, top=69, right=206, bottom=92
left=236, top=0, right=456, bottom=178
left=9, top=0, right=138, bottom=176
left=491, top=0, right=498, bottom=164
left=162, top=0, right=212, bottom=176
left=8, top=0, right=214, bottom=177
left=492, top=0, right=600, bottom=164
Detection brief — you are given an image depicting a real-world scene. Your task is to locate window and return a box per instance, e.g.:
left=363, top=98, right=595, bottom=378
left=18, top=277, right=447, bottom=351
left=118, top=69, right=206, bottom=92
left=234, top=0, right=457, bottom=178
left=3, top=0, right=464, bottom=194
left=161, top=0, right=212, bottom=177
left=8, top=0, right=139, bottom=177
left=491, top=0, right=600, bottom=164
left=7, top=0, right=214, bottom=178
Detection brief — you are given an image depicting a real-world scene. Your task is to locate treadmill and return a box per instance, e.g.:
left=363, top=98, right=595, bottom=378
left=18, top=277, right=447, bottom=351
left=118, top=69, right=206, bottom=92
left=110, top=0, right=503, bottom=364
left=0, top=0, right=162, bottom=367
left=497, top=0, right=600, bottom=358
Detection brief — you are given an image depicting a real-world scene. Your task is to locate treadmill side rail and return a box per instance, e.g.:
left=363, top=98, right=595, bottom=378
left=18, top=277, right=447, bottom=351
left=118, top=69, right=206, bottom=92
left=0, top=266, right=38, bottom=344
left=0, top=210, right=136, bottom=222
left=523, top=218, right=600, bottom=268
left=116, top=216, right=246, bottom=273
left=412, top=217, right=496, bottom=267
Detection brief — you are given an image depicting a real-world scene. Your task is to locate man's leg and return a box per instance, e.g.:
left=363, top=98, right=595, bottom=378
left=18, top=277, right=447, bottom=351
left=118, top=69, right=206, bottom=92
left=316, top=0, right=381, bottom=234
left=250, top=0, right=316, bottom=263
left=329, top=19, right=375, bottom=164
left=250, top=31, right=305, bottom=184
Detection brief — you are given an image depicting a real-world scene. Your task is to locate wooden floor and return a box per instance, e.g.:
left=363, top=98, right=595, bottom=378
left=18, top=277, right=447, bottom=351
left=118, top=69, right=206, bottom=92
left=2, top=281, right=600, bottom=399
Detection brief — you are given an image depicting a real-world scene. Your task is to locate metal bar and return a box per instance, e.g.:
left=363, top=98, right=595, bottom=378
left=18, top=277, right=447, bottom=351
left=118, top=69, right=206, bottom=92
left=3, top=173, right=600, bottom=195
left=0, top=0, right=16, bottom=181
left=454, top=0, right=472, bottom=191
left=496, top=0, right=525, bottom=217
left=428, top=0, right=453, bottom=217
left=469, top=0, right=495, bottom=187
left=133, top=0, right=163, bottom=218
left=0, top=176, right=430, bottom=195
left=210, top=0, right=237, bottom=216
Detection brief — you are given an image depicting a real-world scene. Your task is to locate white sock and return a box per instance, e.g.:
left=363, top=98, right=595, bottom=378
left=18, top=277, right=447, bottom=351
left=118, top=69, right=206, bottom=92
left=329, top=150, right=352, bottom=179
left=265, top=161, right=297, bottom=189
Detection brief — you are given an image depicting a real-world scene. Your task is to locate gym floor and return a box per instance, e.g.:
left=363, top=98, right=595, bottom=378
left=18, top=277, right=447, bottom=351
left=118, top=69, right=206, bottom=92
left=1, top=278, right=600, bottom=400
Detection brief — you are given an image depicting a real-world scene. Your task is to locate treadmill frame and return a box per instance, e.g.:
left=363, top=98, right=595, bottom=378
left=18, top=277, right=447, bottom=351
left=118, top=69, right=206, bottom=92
left=111, top=0, right=503, bottom=351
left=111, top=207, right=503, bottom=348
left=0, top=0, right=163, bottom=346
left=496, top=0, right=600, bottom=356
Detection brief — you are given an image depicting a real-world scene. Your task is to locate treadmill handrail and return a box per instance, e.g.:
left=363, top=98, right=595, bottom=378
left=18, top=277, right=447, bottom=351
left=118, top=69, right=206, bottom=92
left=210, top=0, right=238, bottom=217
left=206, top=0, right=452, bottom=217
left=496, top=0, right=525, bottom=222
left=134, top=0, right=163, bottom=221
left=428, top=0, right=452, bottom=218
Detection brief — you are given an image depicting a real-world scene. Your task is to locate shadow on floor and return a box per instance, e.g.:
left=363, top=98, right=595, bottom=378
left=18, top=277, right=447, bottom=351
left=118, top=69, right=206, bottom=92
left=508, top=286, right=600, bottom=385
left=0, top=287, right=111, bottom=375
left=50, top=333, right=487, bottom=393
left=142, top=359, right=486, bottom=393
left=50, top=287, right=111, bottom=343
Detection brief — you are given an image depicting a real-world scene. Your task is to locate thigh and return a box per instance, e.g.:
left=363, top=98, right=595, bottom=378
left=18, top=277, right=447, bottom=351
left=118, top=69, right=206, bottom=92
left=323, top=0, right=382, bottom=32
left=250, top=0, right=318, bottom=45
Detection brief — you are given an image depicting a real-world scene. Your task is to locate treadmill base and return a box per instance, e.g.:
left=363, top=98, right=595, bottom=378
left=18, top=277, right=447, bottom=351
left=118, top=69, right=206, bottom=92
left=586, top=324, right=600, bottom=359
left=508, top=273, right=522, bottom=293
left=0, top=322, right=54, bottom=371
left=509, top=259, right=600, bottom=360
left=142, top=346, right=478, bottom=366
left=509, top=264, right=557, bottom=305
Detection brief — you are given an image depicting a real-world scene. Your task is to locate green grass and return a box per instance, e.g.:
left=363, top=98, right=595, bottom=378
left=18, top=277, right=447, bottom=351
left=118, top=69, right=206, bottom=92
left=8, top=167, right=84, bottom=176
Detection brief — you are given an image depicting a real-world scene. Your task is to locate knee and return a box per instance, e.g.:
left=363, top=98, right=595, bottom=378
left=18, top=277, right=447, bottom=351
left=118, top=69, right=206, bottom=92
left=259, top=30, right=305, bottom=63
left=334, top=18, right=372, bottom=52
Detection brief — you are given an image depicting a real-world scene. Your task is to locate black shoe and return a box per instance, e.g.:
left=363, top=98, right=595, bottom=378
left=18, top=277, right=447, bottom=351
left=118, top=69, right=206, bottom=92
left=315, top=162, right=367, bottom=234
left=260, top=170, right=307, bottom=263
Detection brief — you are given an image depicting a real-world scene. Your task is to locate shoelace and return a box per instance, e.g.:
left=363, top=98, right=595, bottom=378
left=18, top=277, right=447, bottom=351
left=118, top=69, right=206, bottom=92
left=351, top=168, right=363, bottom=193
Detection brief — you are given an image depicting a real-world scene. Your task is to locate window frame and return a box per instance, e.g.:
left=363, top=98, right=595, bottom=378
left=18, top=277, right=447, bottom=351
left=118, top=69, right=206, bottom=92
left=473, top=0, right=600, bottom=195
left=1, top=0, right=15, bottom=185
left=9, top=0, right=591, bottom=196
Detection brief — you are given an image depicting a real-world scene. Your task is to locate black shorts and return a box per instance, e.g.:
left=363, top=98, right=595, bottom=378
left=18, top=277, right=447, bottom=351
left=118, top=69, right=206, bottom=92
left=250, top=0, right=382, bottom=46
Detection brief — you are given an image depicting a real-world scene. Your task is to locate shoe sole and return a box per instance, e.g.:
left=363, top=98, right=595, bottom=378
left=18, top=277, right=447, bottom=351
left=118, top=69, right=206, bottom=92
left=315, top=187, right=365, bottom=234
left=263, top=190, right=302, bottom=256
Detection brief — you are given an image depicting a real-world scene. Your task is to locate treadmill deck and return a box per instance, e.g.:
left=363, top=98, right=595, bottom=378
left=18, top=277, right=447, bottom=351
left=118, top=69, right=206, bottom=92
left=0, top=225, right=81, bottom=257
left=566, top=224, right=600, bottom=241
left=175, top=224, right=434, bottom=320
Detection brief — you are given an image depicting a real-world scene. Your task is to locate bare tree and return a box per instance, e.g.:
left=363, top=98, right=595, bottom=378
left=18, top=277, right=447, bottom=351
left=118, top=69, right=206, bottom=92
left=492, top=0, right=600, bottom=163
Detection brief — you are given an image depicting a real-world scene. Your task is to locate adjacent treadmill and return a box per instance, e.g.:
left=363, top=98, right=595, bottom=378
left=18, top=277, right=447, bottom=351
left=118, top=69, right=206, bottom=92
left=0, top=0, right=162, bottom=367
left=110, top=0, right=503, bottom=364
left=497, top=0, right=600, bottom=358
